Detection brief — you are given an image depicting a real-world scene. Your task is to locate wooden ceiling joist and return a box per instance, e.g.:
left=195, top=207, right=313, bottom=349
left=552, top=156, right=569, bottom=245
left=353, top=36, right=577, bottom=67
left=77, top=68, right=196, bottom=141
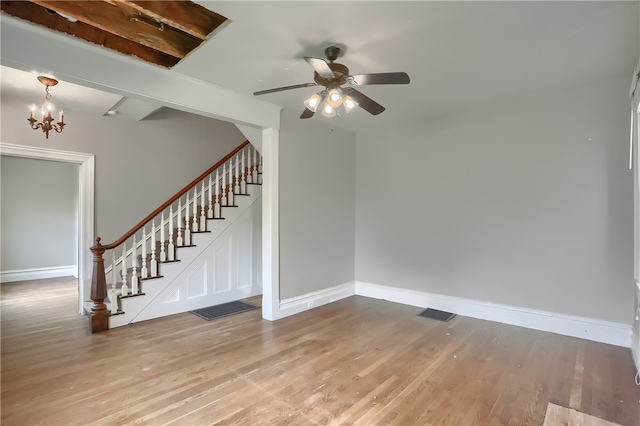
left=0, top=0, right=227, bottom=68
left=1, top=1, right=182, bottom=68
left=112, top=0, right=227, bottom=41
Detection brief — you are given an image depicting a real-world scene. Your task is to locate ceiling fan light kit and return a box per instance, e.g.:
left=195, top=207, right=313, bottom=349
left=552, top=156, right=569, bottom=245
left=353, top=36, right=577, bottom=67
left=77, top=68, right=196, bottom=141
left=253, top=45, right=410, bottom=120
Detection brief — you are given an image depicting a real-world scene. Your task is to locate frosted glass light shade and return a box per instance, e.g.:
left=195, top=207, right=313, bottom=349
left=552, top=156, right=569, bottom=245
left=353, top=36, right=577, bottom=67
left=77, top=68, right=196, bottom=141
left=343, top=95, right=358, bottom=113
left=304, top=93, right=323, bottom=112
left=322, top=103, right=336, bottom=117
left=326, top=88, right=343, bottom=108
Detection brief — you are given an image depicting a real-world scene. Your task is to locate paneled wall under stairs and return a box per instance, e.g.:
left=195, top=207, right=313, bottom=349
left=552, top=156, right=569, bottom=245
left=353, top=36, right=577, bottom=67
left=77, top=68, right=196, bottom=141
left=109, top=186, right=262, bottom=328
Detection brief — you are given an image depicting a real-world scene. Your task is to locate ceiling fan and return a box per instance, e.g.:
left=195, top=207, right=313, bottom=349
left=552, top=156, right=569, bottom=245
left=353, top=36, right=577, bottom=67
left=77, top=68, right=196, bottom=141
left=253, top=46, right=410, bottom=119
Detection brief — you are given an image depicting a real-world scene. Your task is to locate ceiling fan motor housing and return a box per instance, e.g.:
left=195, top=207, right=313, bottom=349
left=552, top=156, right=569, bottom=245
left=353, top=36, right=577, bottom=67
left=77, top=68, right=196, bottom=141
left=314, top=62, right=350, bottom=87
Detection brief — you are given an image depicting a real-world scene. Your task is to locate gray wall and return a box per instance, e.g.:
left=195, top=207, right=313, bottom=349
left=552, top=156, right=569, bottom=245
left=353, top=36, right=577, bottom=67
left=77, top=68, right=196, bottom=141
left=0, top=97, right=246, bottom=243
left=355, top=76, right=634, bottom=324
left=279, top=113, right=356, bottom=299
left=1, top=156, right=78, bottom=271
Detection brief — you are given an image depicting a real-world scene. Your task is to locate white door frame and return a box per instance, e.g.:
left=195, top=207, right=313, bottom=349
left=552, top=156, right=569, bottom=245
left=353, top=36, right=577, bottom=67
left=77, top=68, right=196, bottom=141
left=0, top=143, right=95, bottom=313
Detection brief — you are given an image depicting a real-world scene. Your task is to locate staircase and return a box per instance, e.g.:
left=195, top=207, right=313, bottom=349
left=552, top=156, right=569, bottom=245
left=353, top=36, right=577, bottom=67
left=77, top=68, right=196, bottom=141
left=86, top=141, right=262, bottom=332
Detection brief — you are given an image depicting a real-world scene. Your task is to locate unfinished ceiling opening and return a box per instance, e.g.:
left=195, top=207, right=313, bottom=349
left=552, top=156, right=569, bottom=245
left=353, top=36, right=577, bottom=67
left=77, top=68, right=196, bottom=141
left=0, top=1, right=228, bottom=68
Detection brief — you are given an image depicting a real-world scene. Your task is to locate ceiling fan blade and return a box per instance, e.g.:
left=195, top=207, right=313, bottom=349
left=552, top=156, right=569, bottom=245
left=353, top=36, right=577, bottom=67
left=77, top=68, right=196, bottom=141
left=304, top=57, right=334, bottom=78
left=300, top=108, right=315, bottom=119
left=349, top=72, right=410, bottom=86
left=344, top=88, right=385, bottom=115
left=253, top=82, right=317, bottom=96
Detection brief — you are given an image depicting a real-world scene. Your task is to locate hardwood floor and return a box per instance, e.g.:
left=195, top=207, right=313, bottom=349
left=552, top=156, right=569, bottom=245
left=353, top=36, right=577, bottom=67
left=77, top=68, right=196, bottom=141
left=2, top=277, right=639, bottom=425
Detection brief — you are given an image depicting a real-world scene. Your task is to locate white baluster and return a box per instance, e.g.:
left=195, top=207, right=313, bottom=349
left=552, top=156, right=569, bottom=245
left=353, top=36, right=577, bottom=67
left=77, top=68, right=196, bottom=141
left=131, top=235, right=139, bottom=295
left=184, top=193, right=191, bottom=245
left=207, top=176, right=214, bottom=219
left=228, top=161, right=235, bottom=206
left=111, top=251, right=118, bottom=312
left=160, top=212, right=166, bottom=262
left=192, top=188, right=199, bottom=233
left=241, top=149, right=247, bottom=194
left=214, top=170, right=221, bottom=218
left=176, top=200, right=183, bottom=247
left=121, top=244, right=128, bottom=296
left=221, top=164, right=228, bottom=206
left=151, top=219, right=158, bottom=276
left=253, top=147, right=259, bottom=183
left=168, top=206, right=175, bottom=261
left=200, top=182, right=206, bottom=230
left=141, top=227, right=148, bottom=279
left=247, top=147, right=253, bottom=184
left=234, top=154, right=240, bottom=195
left=258, top=151, right=263, bottom=182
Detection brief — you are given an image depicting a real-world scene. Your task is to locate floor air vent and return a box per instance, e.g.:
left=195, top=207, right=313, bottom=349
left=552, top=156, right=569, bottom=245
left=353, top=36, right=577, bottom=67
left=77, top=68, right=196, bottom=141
left=418, top=308, right=456, bottom=322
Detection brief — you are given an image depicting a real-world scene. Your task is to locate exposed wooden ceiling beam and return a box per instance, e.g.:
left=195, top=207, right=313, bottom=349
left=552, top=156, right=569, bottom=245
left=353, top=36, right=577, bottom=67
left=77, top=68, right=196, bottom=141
left=28, top=0, right=202, bottom=59
left=110, top=0, right=227, bottom=41
left=1, top=1, right=181, bottom=68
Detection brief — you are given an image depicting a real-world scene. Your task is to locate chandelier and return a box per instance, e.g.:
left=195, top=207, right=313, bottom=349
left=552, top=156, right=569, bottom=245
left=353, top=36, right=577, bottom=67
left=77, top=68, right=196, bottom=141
left=28, top=76, right=66, bottom=139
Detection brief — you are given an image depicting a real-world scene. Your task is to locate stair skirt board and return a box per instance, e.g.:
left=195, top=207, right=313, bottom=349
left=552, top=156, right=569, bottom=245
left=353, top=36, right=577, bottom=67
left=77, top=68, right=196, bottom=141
left=109, top=185, right=262, bottom=328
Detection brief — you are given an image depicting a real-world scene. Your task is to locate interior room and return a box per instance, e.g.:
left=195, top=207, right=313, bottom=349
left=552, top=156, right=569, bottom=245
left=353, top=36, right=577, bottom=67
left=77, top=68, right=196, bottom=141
left=1, top=1, right=639, bottom=424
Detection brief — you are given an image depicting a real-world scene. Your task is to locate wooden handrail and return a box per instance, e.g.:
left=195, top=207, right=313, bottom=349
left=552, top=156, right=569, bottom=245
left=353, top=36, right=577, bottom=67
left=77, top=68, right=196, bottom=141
left=101, top=140, right=250, bottom=250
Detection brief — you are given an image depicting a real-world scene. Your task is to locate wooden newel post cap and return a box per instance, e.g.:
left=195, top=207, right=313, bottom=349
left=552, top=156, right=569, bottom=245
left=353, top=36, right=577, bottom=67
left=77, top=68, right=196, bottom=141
left=90, top=237, right=105, bottom=258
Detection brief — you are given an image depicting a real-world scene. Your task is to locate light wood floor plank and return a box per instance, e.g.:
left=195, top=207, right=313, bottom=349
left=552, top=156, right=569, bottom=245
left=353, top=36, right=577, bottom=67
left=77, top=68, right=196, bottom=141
left=2, top=277, right=639, bottom=425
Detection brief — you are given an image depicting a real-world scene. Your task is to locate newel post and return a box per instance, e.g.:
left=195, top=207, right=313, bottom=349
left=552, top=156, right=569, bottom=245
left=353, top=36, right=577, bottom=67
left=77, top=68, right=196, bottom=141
left=89, top=237, right=109, bottom=333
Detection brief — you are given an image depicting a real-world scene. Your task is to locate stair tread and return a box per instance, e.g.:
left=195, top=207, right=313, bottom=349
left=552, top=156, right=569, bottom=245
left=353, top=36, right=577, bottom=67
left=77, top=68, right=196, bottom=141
left=120, top=292, right=146, bottom=299
left=140, top=275, right=164, bottom=281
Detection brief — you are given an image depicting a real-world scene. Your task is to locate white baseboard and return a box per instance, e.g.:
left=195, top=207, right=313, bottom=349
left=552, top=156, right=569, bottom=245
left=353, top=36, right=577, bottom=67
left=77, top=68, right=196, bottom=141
left=0, top=265, right=77, bottom=283
left=355, top=281, right=632, bottom=348
left=276, top=281, right=355, bottom=320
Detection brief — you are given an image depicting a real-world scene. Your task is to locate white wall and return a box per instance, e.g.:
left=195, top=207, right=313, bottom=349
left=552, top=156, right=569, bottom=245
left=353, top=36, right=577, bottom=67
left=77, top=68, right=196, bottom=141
left=356, top=76, right=634, bottom=324
left=0, top=96, right=247, bottom=244
left=1, top=156, right=78, bottom=272
left=278, top=113, right=356, bottom=299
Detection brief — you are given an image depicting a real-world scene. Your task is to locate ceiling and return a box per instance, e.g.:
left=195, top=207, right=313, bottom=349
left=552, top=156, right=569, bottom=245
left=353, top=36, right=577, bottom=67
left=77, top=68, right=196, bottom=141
left=1, top=1, right=638, bottom=133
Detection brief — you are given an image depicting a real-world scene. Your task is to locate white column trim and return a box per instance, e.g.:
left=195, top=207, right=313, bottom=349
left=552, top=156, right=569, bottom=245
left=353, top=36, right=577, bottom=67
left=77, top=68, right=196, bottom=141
left=0, top=144, right=94, bottom=313
left=261, top=126, right=280, bottom=320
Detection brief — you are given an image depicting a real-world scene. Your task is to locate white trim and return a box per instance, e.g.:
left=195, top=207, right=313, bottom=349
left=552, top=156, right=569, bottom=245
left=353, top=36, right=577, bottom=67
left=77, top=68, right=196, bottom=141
left=276, top=282, right=355, bottom=320
left=261, top=127, right=280, bottom=320
left=1, top=266, right=77, bottom=283
left=633, top=333, right=639, bottom=373
left=355, top=281, right=632, bottom=348
left=0, top=144, right=95, bottom=313
left=633, top=281, right=640, bottom=372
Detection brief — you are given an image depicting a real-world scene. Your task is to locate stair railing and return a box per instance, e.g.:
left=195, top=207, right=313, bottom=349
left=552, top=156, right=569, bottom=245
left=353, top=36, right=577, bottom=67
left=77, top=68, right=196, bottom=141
left=88, top=140, right=262, bottom=332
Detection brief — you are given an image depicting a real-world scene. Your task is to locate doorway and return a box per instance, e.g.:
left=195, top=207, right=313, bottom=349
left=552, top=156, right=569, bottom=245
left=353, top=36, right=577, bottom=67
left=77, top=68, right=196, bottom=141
left=0, top=144, right=95, bottom=313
